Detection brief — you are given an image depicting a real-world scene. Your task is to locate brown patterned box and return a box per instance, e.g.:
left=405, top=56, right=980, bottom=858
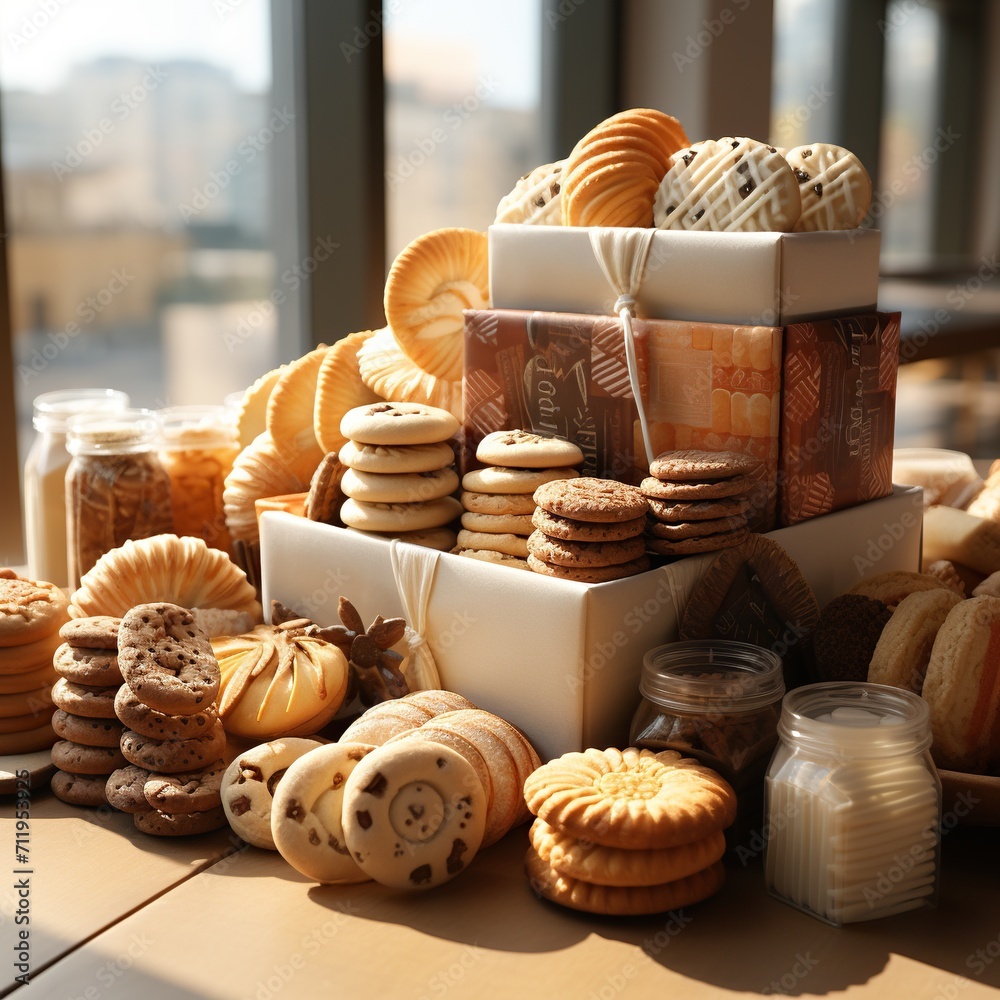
left=463, top=309, right=783, bottom=528
left=779, top=311, right=901, bottom=526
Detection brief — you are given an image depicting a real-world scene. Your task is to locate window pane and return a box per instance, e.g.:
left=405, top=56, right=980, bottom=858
left=0, top=0, right=282, bottom=470
left=383, top=0, right=544, bottom=262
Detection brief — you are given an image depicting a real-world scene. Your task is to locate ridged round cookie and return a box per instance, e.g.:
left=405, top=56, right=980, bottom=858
left=51, top=739, right=126, bottom=776
left=0, top=709, right=51, bottom=735
left=0, top=570, right=70, bottom=647
left=456, top=529, right=529, bottom=559
left=51, top=709, right=123, bottom=748
left=459, top=511, right=533, bottom=536
left=106, top=764, right=153, bottom=814
left=120, top=722, right=227, bottom=775
left=133, top=805, right=227, bottom=837
left=356, top=327, right=463, bottom=422
left=649, top=449, right=763, bottom=481
left=645, top=514, right=747, bottom=540
left=644, top=526, right=749, bottom=556
left=338, top=700, right=435, bottom=746
left=0, top=631, right=62, bottom=675
left=340, top=467, right=459, bottom=504
left=785, top=143, right=871, bottom=232
left=641, top=474, right=755, bottom=501
left=868, top=588, right=964, bottom=693
left=494, top=159, right=565, bottom=226
left=523, top=747, right=736, bottom=850
left=0, top=722, right=55, bottom=755
left=847, top=571, right=951, bottom=611
left=461, top=490, right=537, bottom=516
left=463, top=467, right=577, bottom=496
left=529, top=818, right=726, bottom=887
left=0, top=662, right=56, bottom=695
left=339, top=439, right=455, bottom=475
left=114, top=684, right=218, bottom=741
left=144, top=763, right=225, bottom=815
left=383, top=228, right=489, bottom=382
left=646, top=495, right=752, bottom=523
left=0, top=684, right=53, bottom=719
left=340, top=401, right=459, bottom=447
left=922, top=596, right=1000, bottom=772
left=400, top=689, right=478, bottom=716
left=562, top=108, right=690, bottom=228
left=527, top=530, right=646, bottom=568
left=475, top=430, right=583, bottom=470
left=53, top=643, right=122, bottom=686
left=305, top=451, right=345, bottom=525
left=533, top=477, right=647, bottom=523
left=234, top=364, right=285, bottom=450
left=265, top=344, right=329, bottom=483
left=527, top=554, right=650, bottom=583
left=525, top=847, right=725, bottom=916
left=58, top=615, right=120, bottom=650
left=926, top=560, right=966, bottom=597
left=531, top=508, right=647, bottom=542
left=314, top=331, right=381, bottom=455
left=340, top=496, right=462, bottom=533
left=51, top=770, right=110, bottom=808
left=654, top=137, right=801, bottom=232
left=471, top=711, right=541, bottom=818
left=51, top=678, right=119, bottom=719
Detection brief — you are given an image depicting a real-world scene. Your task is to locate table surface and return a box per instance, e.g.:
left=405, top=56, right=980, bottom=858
left=2, top=781, right=999, bottom=1000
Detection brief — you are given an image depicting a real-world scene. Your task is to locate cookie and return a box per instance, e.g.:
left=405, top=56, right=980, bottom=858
left=526, top=554, right=650, bottom=583
left=452, top=549, right=531, bottom=571
left=304, top=450, right=345, bottom=525
left=868, top=589, right=964, bottom=693
left=456, top=529, right=529, bottom=559
left=340, top=401, right=460, bottom=446
left=526, top=847, right=725, bottom=916
left=51, top=709, right=123, bottom=748
left=785, top=142, right=872, bottom=232
left=338, top=700, right=436, bottom=746
left=847, top=571, right=951, bottom=611
left=313, top=330, right=381, bottom=455
left=0, top=685, right=53, bottom=719
left=925, top=560, right=967, bottom=597
left=339, top=496, right=462, bottom=533
left=351, top=526, right=457, bottom=552
left=475, top=430, right=583, bottom=470
left=810, top=594, right=893, bottom=684
left=51, top=678, right=119, bottom=719
left=265, top=344, right=329, bottom=482
left=144, top=763, right=225, bottom=815
left=494, top=159, right=565, bottom=225
left=120, top=723, right=227, bottom=775
left=462, top=467, right=578, bottom=496
left=530, top=509, right=646, bottom=543
left=460, top=491, right=537, bottom=516
left=533, top=477, right=647, bottom=523
left=114, top=684, right=218, bottom=741
left=645, top=495, right=752, bottom=523
left=220, top=737, right=324, bottom=849
left=50, top=770, right=109, bottom=808
left=189, top=609, right=256, bottom=640
left=271, top=742, right=378, bottom=883
left=644, top=526, right=749, bottom=556
left=648, top=449, right=763, bottom=481
left=401, top=690, right=477, bottom=716
left=340, top=467, right=459, bottom=504
left=133, top=804, right=228, bottom=837
left=341, top=739, right=488, bottom=889
left=338, top=439, right=455, bottom=475
left=50, top=739, right=126, bottom=776
left=645, top=514, right=748, bottom=540
left=640, top=474, right=755, bottom=501
left=0, top=711, right=52, bottom=735
left=53, top=643, right=123, bottom=686
left=118, top=603, right=220, bottom=716
left=460, top=512, right=535, bottom=536
left=0, top=662, right=56, bottom=695
left=58, top=615, right=121, bottom=650
left=0, top=570, right=70, bottom=647
left=529, top=819, right=726, bottom=887
left=0, top=630, right=62, bottom=676
left=523, top=747, right=736, bottom=850
left=0, top=723, right=56, bottom=755
left=526, top=530, right=646, bottom=568
left=106, top=764, right=154, bottom=812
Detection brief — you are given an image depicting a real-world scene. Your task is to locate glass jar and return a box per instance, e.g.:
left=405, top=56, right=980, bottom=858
left=158, top=405, right=240, bottom=556
left=23, top=388, right=130, bottom=587
left=765, top=682, right=941, bottom=926
left=629, top=640, right=785, bottom=851
left=65, top=408, right=173, bottom=589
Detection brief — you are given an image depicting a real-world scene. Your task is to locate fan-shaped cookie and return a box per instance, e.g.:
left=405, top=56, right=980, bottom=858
left=785, top=143, right=871, bottom=231
left=383, top=228, right=488, bottom=382
left=68, top=534, right=261, bottom=621
left=313, top=330, right=381, bottom=455
left=494, top=160, right=566, bottom=225
left=233, top=365, right=285, bottom=451
left=561, top=108, right=690, bottom=228
left=266, top=345, right=329, bottom=482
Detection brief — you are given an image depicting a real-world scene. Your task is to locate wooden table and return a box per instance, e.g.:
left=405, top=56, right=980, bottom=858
left=2, top=786, right=998, bottom=999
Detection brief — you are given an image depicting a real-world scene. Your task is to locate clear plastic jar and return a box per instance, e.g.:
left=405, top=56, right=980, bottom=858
left=65, top=408, right=173, bottom=589
left=158, top=405, right=239, bottom=556
left=765, top=682, right=941, bottom=926
left=23, top=388, right=130, bottom=587
left=629, top=640, right=785, bottom=849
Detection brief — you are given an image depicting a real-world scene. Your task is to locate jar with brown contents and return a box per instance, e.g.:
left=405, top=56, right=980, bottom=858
left=65, top=409, right=173, bottom=589
left=629, top=640, right=785, bottom=856
left=158, top=406, right=239, bottom=557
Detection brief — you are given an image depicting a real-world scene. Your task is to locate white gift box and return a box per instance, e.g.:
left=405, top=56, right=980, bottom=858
left=260, top=486, right=921, bottom=762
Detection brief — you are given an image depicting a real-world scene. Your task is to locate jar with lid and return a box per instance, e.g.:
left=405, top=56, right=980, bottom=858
left=629, top=639, right=785, bottom=850
left=157, top=405, right=239, bottom=556
left=23, top=388, right=130, bottom=587
left=764, top=682, right=941, bottom=926
left=65, top=408, right=173, bottom=589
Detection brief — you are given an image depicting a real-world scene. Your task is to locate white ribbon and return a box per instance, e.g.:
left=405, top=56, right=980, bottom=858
left=389, top=538, right=442, bottom=690
left=587, top=227, right=657, bottom=467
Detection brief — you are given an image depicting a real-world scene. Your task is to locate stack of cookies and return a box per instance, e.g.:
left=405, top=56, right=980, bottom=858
left=0, top=570, right=68, bottom=759
left=49, top=616, right=128, bottom=807
left=523, top=747, right=735, bottom=916
left=455, top=430, right=583, bottom=570
left=527, top=478, right=650, bottom=582
left=641, top=450, right=761, bottom=557
left=106, top=602, right=228, bottom=836
left=337, top=401, right=463, bottom=550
